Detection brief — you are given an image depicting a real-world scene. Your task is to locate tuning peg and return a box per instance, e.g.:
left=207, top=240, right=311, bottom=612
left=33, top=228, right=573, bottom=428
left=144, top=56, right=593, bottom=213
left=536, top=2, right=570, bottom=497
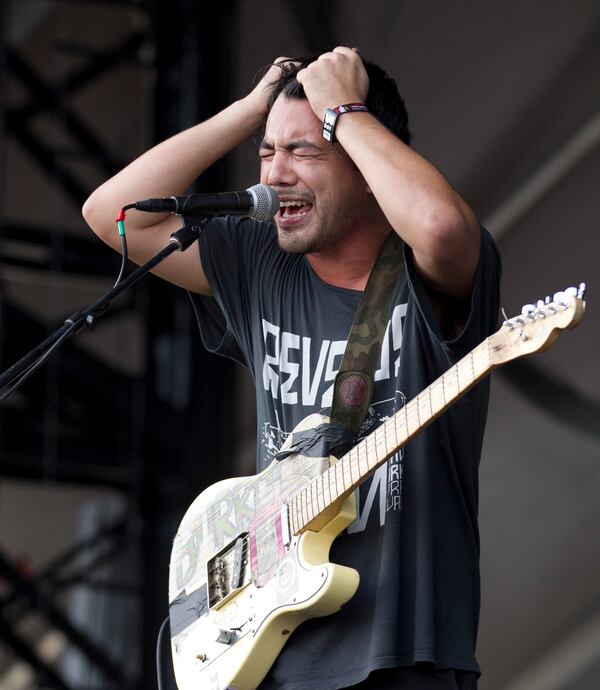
left=521, top=304, right=537, bottom=320
left=536, top=300, right=547, bottom=318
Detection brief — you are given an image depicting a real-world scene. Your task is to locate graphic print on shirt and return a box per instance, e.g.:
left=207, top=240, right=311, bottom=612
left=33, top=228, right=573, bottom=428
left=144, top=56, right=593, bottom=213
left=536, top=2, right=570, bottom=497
left=261, top=303, right=408, bottom=532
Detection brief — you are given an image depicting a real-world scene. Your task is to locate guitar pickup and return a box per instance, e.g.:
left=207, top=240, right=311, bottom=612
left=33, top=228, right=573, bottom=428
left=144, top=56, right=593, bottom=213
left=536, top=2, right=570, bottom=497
left=207, top=533, right=250, bottom=610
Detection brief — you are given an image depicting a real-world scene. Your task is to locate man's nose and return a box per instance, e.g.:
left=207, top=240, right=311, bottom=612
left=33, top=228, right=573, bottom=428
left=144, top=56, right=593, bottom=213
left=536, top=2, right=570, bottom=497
left=265, top=152, right=296, bottom=187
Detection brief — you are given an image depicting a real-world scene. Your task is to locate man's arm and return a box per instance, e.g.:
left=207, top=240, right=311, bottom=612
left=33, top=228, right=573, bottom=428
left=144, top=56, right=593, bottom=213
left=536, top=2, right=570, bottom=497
left=82, top=62, right=284, bottom=295
left=297, top=47, right=480, bottom=299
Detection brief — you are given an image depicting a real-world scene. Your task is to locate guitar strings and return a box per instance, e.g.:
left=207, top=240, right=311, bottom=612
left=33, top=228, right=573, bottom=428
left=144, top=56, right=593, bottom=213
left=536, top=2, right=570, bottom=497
left=171, top=342, right=492, bottom=576
left=171, top=342, right=492, bottom=573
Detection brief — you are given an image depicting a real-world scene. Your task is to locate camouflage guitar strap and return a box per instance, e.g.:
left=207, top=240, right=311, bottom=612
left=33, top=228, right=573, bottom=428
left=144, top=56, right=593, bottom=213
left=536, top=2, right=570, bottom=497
left=330, top=231, right=404, bottom=438
left=275, top=233, right=404, bottom=464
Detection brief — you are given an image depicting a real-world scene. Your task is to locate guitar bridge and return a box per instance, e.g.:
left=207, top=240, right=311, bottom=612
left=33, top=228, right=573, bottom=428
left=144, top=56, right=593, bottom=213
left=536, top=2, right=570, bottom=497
left=207, top=533, right=250, bottom=609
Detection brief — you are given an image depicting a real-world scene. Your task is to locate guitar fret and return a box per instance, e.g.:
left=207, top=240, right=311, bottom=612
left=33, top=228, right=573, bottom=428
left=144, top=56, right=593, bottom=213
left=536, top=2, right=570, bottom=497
left=367, top=435, right=376, bottom=470
left=301, top=492, right=307, bottom=527
left=303, top=487, right=311, bottom=525
left=315, top=477, right=323, bottom=514
left=348, top=451, right=355, bottom=485
left=379, top=429, right=388, bottom=461
left=339, top=462, right=346, bottom=493
left=350, top=447, right=359, bottom=482
left=308, top=482, right=316, bottom=522
left=343, top=457, right=351, bottom=491
left=418, top=391, right=429, bottom=428
left=315, top=476, right=325, bottom=515
left=391, top=415, right=399, bottom=449
left=318, top=474, right=326, bottom=513
left=405, top=403, right=412, bottom=435
left=296, top=498, right=302, bottom=533
left=395, top=410, right=404, bottom=445
left=380, top=425, right=388, bottom=456
left=443, top=368, right=458, bottom=403
left=291, top=496, right=299, bottom=534
left=314, top=479, right=322, bottom=515
left=359, top=441, right=368, bottom=474
left=457, top=356, right=472, bottom=391
left=287, top=498, right=294, bottom=533
left=294, top=498, right=301, bottom=534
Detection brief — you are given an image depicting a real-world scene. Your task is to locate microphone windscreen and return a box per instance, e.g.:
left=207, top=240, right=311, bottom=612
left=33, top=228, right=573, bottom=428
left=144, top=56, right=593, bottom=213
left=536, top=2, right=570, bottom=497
left=247, top=184, right=280, bottom=221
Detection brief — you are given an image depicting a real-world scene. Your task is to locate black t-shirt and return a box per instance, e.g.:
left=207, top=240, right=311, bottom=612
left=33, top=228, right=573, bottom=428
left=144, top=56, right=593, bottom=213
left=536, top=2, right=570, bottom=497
left=193, top=218, right=501, bottom=690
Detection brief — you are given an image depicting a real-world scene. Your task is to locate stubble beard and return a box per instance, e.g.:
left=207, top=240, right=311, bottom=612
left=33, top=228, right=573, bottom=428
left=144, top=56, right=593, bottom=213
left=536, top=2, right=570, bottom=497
left=275, top=203, right=353, bottom=255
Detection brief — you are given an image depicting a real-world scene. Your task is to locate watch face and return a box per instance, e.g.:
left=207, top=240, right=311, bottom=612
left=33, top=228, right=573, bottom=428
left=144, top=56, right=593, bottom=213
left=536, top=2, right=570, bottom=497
left=324, top=110, right=336, bottom=126
left=322, top=109, right=337, bottom=142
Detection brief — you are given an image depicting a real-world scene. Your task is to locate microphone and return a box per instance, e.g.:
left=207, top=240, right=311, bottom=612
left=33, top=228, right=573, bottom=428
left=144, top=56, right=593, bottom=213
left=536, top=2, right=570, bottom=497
left=134, top=184, right=280, bottom=221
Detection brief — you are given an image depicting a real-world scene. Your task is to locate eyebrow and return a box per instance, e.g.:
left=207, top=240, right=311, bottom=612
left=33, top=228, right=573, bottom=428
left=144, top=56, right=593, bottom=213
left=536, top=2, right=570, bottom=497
left=258, top=138, right=323, bottom=152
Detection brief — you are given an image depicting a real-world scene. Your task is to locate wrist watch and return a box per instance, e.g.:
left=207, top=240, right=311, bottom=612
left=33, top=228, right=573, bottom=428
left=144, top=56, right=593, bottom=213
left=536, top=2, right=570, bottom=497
left=322, top=103, right=368, bottom=143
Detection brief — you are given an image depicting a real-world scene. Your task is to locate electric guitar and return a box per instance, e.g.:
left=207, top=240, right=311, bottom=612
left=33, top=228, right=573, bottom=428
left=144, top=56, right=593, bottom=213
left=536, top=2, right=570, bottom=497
left=168, top=284, right=586, bottom=690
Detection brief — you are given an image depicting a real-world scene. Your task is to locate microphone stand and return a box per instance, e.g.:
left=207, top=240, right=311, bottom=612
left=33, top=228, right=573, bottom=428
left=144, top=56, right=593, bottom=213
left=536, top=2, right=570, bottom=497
left=0, top=220, right=208, bottom=403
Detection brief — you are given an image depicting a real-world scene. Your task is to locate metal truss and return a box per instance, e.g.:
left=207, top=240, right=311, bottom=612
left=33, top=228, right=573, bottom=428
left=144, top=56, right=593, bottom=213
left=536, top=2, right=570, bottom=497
left=0, top=1, right=241, bottom=688
left=0, top=2, right=150, bottom=688
left=0, top=517, right=135, bottom=690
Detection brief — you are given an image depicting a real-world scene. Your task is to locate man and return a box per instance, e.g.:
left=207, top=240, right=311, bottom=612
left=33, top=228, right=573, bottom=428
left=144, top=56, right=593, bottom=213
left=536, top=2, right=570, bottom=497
left=84, top=47, right=500, bottom=690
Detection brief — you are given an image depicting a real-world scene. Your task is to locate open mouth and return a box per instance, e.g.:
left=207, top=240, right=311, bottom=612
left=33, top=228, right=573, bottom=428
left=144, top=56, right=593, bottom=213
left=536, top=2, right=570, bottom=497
left=278, top=200, right=313, bottom=223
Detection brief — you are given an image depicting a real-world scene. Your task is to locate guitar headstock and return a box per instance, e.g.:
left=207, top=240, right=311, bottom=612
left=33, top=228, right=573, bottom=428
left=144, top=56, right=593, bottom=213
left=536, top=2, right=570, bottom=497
left=488, top=283, right=586, bottom=366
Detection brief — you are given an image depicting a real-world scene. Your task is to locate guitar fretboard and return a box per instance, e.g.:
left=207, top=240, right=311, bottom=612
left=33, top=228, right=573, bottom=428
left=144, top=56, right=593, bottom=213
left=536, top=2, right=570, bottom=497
left=287, top=337, right=493, bottom=535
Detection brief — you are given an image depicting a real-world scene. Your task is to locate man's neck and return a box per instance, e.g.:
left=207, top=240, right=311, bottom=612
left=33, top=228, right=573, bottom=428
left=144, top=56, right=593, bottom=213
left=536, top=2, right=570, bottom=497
left=306, top=226, right=392, bottom=291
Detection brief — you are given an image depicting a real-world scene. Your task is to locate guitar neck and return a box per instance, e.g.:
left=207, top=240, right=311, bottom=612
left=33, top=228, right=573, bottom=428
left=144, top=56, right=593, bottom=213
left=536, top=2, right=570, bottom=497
left=288, top=338, right=494, bottom=535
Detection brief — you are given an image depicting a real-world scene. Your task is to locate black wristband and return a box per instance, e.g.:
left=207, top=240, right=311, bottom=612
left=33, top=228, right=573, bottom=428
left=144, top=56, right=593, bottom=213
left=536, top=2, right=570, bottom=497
left=322, top=103, right=368, bottom=143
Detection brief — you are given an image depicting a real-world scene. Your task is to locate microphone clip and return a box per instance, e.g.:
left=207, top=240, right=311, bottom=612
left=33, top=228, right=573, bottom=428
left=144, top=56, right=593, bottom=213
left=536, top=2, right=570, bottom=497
left=169, top=218, right=210, bottom=251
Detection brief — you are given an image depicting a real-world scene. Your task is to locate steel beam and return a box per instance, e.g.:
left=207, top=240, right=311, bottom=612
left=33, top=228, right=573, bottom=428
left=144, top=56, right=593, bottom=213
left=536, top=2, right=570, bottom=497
left=0, top=550, right=130, bottom=687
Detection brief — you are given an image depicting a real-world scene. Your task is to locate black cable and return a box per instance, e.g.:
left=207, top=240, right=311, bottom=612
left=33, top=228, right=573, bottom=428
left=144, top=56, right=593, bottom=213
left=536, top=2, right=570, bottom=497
left=113, top=204, right=135, bottom=287
left=0, top=204, right=138, bottom=405
left=113, top=233, right=129, bottom=287
left=156, top=614, right=170, bottom=690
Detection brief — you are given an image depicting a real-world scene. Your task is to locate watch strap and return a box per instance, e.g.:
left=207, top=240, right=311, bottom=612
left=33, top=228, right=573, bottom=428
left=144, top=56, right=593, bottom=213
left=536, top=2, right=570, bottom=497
left=322, top=102, right=368, bottom=143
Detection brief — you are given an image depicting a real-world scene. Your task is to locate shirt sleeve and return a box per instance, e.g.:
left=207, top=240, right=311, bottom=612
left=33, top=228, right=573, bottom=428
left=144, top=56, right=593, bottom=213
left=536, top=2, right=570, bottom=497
left=403, top=226, right=502, bottom=359
left=189, top=215, right=278, bottom=368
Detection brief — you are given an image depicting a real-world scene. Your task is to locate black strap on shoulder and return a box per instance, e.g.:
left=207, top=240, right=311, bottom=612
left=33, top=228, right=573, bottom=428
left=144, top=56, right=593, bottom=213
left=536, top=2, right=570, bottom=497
left=330, top=232, right=404, bottom=438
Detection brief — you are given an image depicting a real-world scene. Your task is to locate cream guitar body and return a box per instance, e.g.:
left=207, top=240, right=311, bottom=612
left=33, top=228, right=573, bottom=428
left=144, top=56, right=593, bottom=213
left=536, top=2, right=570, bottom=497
left=169, top=286, right=586, bottom=690
left=169, top=414, right=360, bottom=690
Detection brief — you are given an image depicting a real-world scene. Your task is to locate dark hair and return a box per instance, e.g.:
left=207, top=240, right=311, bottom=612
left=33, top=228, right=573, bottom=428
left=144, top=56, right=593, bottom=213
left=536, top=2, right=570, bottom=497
left=261, top=51, right=412, bottom=146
